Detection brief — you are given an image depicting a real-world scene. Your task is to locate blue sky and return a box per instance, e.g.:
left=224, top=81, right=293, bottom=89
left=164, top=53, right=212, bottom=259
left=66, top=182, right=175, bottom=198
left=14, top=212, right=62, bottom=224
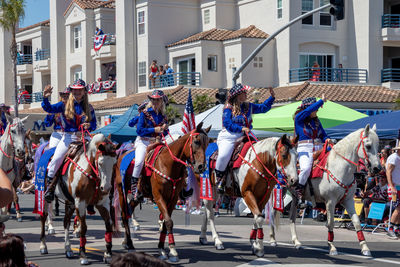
left=20, top=0, right=49, bottom=28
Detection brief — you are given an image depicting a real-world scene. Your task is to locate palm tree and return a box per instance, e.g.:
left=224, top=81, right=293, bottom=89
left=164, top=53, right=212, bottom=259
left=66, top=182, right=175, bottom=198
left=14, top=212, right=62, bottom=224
left=0, top=0, right=25, bottom=117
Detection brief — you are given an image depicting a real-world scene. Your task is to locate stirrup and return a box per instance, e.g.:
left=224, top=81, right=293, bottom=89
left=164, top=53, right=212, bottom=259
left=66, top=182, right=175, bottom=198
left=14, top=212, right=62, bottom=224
left=217, top=181, right=225, bottom=194
left=44, top=189, right=55, bottom=203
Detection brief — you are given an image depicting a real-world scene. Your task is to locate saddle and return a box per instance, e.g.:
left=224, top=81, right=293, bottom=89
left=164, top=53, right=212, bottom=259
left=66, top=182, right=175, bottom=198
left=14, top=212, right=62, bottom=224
left=60, top=141, right=87, bottom=176
left=210, top=136, right=257, bottom=196
left=310, top=142, right=331, bottom=179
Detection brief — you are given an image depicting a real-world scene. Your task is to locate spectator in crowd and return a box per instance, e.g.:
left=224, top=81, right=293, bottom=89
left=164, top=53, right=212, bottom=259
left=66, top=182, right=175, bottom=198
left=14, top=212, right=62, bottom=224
left=19, top=88, right=31, bottom=104
left=111, top=252, right=171, bottom=267
left=0, top=168, right=13, bottom=208
left=381, top=145, right=392, bottom=169
left=386, top=145, right=400, bottom=238
left=108, top=75, right=114, bottom=81
left=0, top=234, right=39, bottom=266
left=361, top=172, right=389, bottom=225
left=336, top=63, right=343, bottom=82
left=149, top=60, right=159, bottom=88
left=95, top=26, right=104, bottom=36
left=310, top=61, right=320, bottom=82
left=158, top=65, right=166, bottom=87
left=0, top=103, right=10, bottom=135
left=165, top=64, right=174, bottom=86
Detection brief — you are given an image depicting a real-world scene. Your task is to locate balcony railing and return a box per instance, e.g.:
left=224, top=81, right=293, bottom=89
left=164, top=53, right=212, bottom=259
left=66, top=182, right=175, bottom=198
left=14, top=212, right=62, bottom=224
left=16, top=54, right=33, bottom=65
left=17, top=92, right=43, bottom=104
left=149, top=72, right=201, bottom=89
left=289, top=67, right=368, bottom=83
left=382, top=14, right=400, bottom=28
left=35, top=49, right=50, bottom=61
left=92, top=34, right=116, bottom=46
left=381, top=68, right=400, bottom=82
left=87, top=81, right=117, bottom=94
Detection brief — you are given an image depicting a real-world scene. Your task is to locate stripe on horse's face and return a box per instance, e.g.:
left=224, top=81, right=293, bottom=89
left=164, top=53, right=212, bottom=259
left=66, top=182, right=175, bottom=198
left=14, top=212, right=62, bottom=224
left=276, top=138, right=298, bottom=186
left=191, top=130, right=209, bottom=174
left=10, top=119, right=26, bottom=159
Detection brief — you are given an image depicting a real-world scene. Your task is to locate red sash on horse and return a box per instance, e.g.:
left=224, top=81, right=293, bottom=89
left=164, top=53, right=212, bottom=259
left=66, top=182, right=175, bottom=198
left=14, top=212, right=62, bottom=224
left=144, top=143, right=164, bottom=176
left=311, top=142, right=330, bottom=179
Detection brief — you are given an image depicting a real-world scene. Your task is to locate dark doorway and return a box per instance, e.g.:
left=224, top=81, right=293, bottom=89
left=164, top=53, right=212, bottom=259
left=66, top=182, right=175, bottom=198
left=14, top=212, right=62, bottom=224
left=391, top=4, right=400, bottom=14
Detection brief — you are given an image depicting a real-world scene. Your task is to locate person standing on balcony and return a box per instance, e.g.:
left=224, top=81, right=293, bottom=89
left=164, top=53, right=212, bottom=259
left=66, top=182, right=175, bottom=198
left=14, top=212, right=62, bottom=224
left=95, top=26, right=104, bottom=36
left=149, top=60, right=159, bottom=88
left=215, top=84, right=275, bottom=193
left=336, top=63, right=343, bottom=82
left=41, top=79, right=97, bottom=203
left=165, top=64, right=174, bottom=86
left=158, top=65, right=166, bottom=87
left=310, top=61, right=320, bottom=82
left=293, top=95, right=331, bottom=201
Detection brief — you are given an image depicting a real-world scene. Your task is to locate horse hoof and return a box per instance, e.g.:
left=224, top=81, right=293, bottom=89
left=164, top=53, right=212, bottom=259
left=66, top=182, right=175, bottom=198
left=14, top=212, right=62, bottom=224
left=329, top=250, right=338, bottom=256
left=45, top=225, right=48, bottom=231
left=48, top=229, right=55, bottom=235
left=80, top=258, right=89, bottom=265
left=362, top=250, right=371, bottom=257
left=295, top=244, right=302, bottom=250
left=40, top=248, right=48, bottom=255
left=74, top=232, right=80, bottom=238
left=159, top=254, right=168, bottom=261
left=199, top=237, right=208, bottom=245
left=215, top=244, right=225, bottom=250
left=168, top=256, right=179, bottom=263
left=103, top=256, right=112, bottom=264
left=17, top=217, right=22, bottom=222
left=65, top=251, right=74, bottom=258
left=270, top=242, right=277, bottom=247
left=133, top=225, right=140, bottom=231
left=255, top=249, right=264, bottom=258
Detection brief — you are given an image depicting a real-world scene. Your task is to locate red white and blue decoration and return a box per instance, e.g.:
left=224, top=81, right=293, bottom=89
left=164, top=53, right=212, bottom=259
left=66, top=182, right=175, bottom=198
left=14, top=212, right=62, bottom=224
left=94, top=34, right=107, bottom=51
left=181, top=88, right=196, bottom=134
left=200, top=143, right=218, bottom=200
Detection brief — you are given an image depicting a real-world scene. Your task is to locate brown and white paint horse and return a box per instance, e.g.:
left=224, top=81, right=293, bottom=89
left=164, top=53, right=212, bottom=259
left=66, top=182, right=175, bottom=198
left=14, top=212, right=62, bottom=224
left=201, top=134, right=298, bottom=257
left=39, top=134, right=118, bottom=265
left=114, top=122, right=210, bottom=262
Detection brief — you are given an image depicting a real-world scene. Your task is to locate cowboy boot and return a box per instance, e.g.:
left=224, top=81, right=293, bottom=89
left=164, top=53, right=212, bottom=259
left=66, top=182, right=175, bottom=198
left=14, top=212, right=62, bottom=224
left=179, top=188, right=194, bottom=200
left=44, top=176, right=57, bottom=203
left=215, top=170, right=226, bottom=194
left=131, top=176, right=143, bottom=202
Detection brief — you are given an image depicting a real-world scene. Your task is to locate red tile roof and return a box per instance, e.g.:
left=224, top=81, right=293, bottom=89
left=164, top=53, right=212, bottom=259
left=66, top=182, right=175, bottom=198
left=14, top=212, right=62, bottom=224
left=64, top=0, right=115, bottom=16
left=17, top=20, right=50, bottom=33
left=19, top=82, right=399, bottom=114
left=167, top=25, right=269, bottom=47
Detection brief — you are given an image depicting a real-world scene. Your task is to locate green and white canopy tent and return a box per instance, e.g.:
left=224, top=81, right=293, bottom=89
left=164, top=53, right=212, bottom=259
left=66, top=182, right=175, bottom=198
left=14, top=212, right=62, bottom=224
left=252, top=100, right=367, bottom=133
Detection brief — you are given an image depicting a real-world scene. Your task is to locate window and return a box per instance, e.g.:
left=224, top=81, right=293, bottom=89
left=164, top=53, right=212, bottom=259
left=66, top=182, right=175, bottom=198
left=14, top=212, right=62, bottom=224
left=228, top=57, right=235, bottom=69
left=208, top=55, right=217, bottom=71
left=73, top=25, right=81, bottom=50
left=204, top=9, right=210, bottom=24
left=74, top=69, right=82, bottom=81
left=138, top=11, right=145, bottom=35
left=277, top=0, right=282, bottom=19
left=319, top=0, right=332, bottom=26
left=302, top=0, right=313, bottom=25
left=138, top=61, right=147, bottom=87
left=253, top=57, right=263, bottom=68
left=299, top=54, right=334, bottom=81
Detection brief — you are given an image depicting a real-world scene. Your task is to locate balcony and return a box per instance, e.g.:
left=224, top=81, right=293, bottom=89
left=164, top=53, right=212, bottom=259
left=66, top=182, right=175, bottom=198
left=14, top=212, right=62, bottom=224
left=91, top=34, right=116, bottom=60
left=382, top=15, right=400, bottom=44
left=34, top=49, right=51, bottom=72
left=149, top=72, right=201, bottom=89
left=18, top=92, right=43, bottom=104
left=17, top=54, right=32, bottom=65
left=35, top=49, right=50, bottom=61
left=289, top=67, right=368, bottom=84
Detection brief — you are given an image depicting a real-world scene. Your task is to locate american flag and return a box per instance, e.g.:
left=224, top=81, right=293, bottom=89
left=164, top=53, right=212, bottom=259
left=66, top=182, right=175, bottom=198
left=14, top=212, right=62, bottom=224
left=181, top=88, right=196, bottom=134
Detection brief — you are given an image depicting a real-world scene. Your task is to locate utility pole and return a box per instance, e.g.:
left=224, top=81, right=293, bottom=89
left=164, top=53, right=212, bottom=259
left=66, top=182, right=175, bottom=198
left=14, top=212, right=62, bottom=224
left=232, top=3, right=332, bottom=86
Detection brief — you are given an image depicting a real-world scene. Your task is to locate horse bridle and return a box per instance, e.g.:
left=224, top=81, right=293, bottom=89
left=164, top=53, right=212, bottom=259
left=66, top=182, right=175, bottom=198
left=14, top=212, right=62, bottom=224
left=275, top=140, right=289, bottom=181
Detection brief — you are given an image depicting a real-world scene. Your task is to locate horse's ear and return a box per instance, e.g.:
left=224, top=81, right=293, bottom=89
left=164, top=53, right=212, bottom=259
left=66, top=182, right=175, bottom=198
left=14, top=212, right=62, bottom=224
left=98, top=143, right=106, bottom=153
left=115, top=143, right=122, bottom=150
left=5, top=113, right=13, bottom=124
left=290, top=134, right=299, bottom=146
left=364, top=124, right=370, bottom=137
left=21, top=116, right=29, bottom=123
left=204, top=125, right=211, bottom=134
left=372, top=123, right=377, bottom=132
left=107, top=134, right=111, bottom=140
left=196, top=122, right=204, bottom=132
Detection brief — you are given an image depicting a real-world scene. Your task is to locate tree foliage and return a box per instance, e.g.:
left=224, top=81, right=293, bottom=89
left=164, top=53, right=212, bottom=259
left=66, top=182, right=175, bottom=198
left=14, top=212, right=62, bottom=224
left=193, top=94, right=213, bottom=114
left=165, top=95, right=182, bottom=124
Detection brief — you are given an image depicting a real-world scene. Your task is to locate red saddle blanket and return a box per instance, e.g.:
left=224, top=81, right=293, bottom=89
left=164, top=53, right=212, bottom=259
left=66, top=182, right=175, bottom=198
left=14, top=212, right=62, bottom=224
left=311, top=147, right=330, bottom=179
left=210, top=141, right=255, bottom=170
left=144, top=144, right=164, bottom=177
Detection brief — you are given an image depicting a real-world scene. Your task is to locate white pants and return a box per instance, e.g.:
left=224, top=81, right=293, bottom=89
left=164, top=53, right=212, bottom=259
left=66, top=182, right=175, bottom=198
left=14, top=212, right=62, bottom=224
left=132, top=137, right=150, bottom=178
left=48, top=131, right=63, bottom=149
left=47, top=133, right=80, bottom=178
left=215, top=129, right=243, bottom=172
left=297, top=142, right=322, bottom=185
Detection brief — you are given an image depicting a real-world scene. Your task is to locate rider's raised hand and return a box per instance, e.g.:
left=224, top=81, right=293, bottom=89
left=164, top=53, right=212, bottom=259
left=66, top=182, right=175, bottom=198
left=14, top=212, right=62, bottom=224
left=43, top=85, right=53, bottom=98
left=269, top=88, right=275, bottom=98
left=322, top=93, right=326, bottom=102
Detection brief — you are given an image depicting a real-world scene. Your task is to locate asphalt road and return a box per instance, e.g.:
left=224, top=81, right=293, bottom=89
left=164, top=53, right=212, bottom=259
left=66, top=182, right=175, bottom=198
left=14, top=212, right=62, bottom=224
left=3, top=194, right=400, bottom=267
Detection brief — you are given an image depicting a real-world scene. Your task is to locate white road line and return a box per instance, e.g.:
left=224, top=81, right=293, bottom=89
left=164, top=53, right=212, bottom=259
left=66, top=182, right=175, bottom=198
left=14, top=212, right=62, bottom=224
left=273, top=242, right=400, bottom=266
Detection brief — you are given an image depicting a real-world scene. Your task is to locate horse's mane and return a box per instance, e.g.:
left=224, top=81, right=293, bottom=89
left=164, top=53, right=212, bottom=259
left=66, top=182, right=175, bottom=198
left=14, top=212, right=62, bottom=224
left=332, top=128, right=364, bottom=155
left=246, top=137, right=279, bottom=160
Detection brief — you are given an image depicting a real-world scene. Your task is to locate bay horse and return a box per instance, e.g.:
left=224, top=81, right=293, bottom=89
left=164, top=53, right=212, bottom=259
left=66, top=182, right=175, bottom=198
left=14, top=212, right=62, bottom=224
left=199, top=134, right=298, bottom=257
left=0, top=116, right=27, bottom=220
left=113, top=122, right=210, bottom=262
left=269, top=125, right=380, bottom=256
left=38, top=133, right=118, bottom=265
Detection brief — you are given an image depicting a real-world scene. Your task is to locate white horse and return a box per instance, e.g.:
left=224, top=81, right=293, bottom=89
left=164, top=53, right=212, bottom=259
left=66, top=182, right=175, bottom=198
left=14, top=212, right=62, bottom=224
left=199, top=135, right=298, bottom=257
left=39, top=134, right=118, bottom=265
left=0, top=116, right=27, bottom=219
left=269, top=125, right=380, bottom=256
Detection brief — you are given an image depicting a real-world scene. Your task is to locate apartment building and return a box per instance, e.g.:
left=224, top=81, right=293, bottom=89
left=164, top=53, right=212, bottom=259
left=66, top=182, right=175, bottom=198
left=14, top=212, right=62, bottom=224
left=1, top=0, right=400, bottom=117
